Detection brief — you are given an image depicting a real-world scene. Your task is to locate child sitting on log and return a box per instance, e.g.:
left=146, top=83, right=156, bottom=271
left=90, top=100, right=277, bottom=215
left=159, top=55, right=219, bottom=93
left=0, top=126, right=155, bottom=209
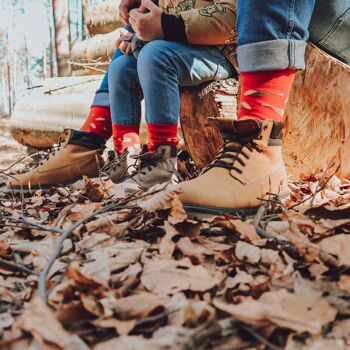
left=4, top=0, right=237, bottom=193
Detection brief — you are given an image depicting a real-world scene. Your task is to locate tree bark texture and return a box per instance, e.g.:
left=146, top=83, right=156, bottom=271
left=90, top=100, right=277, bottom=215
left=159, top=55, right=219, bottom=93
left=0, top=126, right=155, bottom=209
left=52, top=0, right=72, bottom=77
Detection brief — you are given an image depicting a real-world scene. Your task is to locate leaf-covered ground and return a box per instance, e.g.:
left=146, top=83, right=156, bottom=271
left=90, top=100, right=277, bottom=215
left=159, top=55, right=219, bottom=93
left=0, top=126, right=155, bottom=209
left=0, top=151, right=350, bottom=350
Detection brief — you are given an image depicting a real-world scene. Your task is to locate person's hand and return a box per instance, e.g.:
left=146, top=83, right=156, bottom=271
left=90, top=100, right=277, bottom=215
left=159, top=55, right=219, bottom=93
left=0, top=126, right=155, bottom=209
left=116, top=30, right=134, bottom=55
left=119, top=0, right=141, bottom=24
left=129, top=0, right=164, bottom=41
left=119, top=41, right=132, bottom=55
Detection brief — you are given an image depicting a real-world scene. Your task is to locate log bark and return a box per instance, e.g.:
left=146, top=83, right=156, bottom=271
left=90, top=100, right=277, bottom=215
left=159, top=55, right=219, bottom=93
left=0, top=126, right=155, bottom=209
left=71, top=29, right=121, bottom=72
left=52, top=0, right=71, bottom=77
left=85, top=1, right=122, bottom=36
left=180, top=80, right=238, bottom=168
left=180, top=44, right=350, bottom=180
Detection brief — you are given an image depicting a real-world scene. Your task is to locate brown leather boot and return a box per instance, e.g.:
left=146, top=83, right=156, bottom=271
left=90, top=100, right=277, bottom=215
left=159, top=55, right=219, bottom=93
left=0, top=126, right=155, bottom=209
left=3, top=129, right=105, bottom=193
left=179, top=118, right=289, bottom=217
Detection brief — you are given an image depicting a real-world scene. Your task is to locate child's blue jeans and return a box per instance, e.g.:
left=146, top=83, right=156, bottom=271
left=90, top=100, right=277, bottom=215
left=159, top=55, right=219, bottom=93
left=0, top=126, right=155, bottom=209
left=92, top=40, right=234, bottom=126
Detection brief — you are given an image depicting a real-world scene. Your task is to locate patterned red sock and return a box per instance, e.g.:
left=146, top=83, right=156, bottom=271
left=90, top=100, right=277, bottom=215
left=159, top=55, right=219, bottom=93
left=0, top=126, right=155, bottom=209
left=238, top=69, right=296, bottom=122
left=147, top=123, right=178, bottom=152
left=112, top=125, right=140, bottom=154
left=81, top=106, right=112, bottom=140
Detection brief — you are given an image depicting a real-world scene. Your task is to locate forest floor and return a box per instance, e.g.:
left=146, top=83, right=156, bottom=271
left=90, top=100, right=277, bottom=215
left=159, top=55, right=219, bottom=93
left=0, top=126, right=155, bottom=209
left=0, top=140, right=350, bottom=350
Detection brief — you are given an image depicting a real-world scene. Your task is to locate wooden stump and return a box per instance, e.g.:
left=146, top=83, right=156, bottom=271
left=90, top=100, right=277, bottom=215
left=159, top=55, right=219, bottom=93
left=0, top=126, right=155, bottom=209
left=180, top=44, right=350, bottom=180
left=283, top=44, right=350, bottom=180
left=180, top=79, right=238, bottom=169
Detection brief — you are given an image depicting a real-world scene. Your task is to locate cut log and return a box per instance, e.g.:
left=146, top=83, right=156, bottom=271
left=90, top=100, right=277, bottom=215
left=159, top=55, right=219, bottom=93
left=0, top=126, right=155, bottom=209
left=180, top=80, right=238, bottom=168
left=10, top=76, right=181, bottom=149
left=283, top=44, right=350, bottom=180
left=85, top=1, right=122, bottom=36
left=180, top=44, right=350, bottom=180
left=71, top=29, right=121, bottom=73
left=10, top=93, right=94, bottom=148
left=43, top=75, right=102, bottom=95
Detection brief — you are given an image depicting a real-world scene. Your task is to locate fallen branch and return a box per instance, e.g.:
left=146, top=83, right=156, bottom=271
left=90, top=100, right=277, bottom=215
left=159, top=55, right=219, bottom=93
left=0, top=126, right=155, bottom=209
left=39, top=188, right=163, bottom=302
left=0, top=257, right=38, bottom=276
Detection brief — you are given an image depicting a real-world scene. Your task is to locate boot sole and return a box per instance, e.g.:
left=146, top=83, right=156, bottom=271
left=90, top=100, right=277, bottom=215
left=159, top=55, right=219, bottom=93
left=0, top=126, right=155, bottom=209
left=183, top=205, right=260, bottom=219
left=183, top=192, right=290, bottom=219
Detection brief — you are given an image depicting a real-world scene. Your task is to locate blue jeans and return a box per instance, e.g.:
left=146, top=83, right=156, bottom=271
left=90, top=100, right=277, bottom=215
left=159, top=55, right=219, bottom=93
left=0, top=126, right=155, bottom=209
left=237, top=0, right=350, bottom=72
left=309, top=0, right=350, bottom=65
left=237, top=0, right=317, bottom=72
left=94, top=40, right=234, bottom=125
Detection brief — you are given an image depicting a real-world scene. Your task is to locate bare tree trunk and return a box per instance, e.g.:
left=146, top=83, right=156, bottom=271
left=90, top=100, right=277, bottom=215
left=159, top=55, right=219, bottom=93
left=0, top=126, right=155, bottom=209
left=82, top=0, right=89, bottom=40
left=51, top=0, right=72, bottom=77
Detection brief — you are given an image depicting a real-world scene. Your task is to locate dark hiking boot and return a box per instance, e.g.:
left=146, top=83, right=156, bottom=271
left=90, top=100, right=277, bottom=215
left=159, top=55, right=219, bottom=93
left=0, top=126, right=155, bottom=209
left=119, top=145, right=178, bottom=194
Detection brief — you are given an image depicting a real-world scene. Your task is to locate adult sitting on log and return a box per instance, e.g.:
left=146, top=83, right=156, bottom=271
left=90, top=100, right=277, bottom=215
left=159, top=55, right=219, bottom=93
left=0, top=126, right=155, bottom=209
left=179, top=0, right=350, bottom=216
left=3, top=0, right=237, bottom=193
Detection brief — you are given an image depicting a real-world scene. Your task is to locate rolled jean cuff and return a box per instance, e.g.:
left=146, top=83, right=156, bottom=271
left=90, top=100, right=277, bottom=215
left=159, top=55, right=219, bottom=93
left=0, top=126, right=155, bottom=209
left=92, top=91, right=109, bottom=108
left=237, top=39, right=307, bottom=72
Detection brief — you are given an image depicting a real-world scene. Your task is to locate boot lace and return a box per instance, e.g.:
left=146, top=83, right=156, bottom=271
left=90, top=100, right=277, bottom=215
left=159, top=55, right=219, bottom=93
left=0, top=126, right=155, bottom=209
left=37, top=133, right=67, bottom=167
left=101, top=150, right=128, bottom=175
left=203, top=131, right=255, bottom=175
left=129, top=148, right=165, bottom=177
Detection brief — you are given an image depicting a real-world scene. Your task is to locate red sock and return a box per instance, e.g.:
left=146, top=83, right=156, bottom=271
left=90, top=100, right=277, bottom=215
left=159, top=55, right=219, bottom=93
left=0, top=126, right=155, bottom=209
left=112, top=125, right=140, bottom=154
left=81, top=106, right=112, bottom=140
left=238, top=69, right=296, bottom=122
left=147, top=123, right=178, bottom=152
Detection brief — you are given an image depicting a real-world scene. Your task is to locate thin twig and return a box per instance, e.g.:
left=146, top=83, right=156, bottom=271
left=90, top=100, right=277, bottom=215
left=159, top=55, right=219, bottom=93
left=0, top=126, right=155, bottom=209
left=0, top=258, right=38, bottom=276
left=238, top=323, right=283, bottom=350
left=39, top=188, right=163, bottom=301
left=289, top=164, right=340, bottom=210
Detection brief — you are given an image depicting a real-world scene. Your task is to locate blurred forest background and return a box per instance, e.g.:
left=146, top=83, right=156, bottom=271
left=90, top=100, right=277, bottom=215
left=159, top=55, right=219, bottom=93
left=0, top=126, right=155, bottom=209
left=0, top=0, right=107, bottom=117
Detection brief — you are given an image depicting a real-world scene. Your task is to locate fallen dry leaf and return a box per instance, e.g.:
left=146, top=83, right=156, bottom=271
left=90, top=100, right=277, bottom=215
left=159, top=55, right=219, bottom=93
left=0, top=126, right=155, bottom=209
left=67, top=251, right=110, bottom=287
left=16, top=296, right=71, bottom=347
left=317, top=234, right=350, bottom=266
left=141, top=258, right=223, bottom=295
left=214, top=289, right=337, bottom=335
left=235, top=241, right=261, bottom=264
left=138, top=185, right=182, bottom=212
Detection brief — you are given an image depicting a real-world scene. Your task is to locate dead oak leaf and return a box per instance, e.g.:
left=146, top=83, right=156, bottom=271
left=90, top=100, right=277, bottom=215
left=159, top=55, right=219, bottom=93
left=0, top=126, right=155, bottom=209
left=235, top=241, right=261, bottom=264
left=138, top=185, right=182, bottom=212
left=86, top=214, right=138, bottom=238
left=317, top=234, right=350, bottom=266
left=214, top=289, right=337, bottom=335
left=216, top=219, right=260, bottom=243
left=67, top=251, right=110, bottom=287
left=92, top=318, right=136, bottom=336
left=86, top=240, right=149, bottom=273
left=81, top=176, right=105, bottom=202
left=159, top=221, right=180, bottom=258
left=141, top=258, right=223, bottom=295
left=93, top=336, right=175, bottom=350
left=100, top=292, right=169, bottom=320
left=16, top=296, right=71, bottom=347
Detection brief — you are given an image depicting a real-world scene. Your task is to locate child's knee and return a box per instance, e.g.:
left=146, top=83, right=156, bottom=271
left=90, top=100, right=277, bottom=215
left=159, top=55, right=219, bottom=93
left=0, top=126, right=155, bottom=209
left=137, top=40, right=176, bottom=78
left=108, top=55, right=136, bottom=86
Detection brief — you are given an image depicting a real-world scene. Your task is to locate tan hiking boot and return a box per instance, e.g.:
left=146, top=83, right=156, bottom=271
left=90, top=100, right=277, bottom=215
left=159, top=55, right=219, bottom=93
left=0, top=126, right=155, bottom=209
left=179, top=118, right=289, bottom=217
left=118, top=145, right=178, bottom=194
left=3, top=129, right=105, bottom=193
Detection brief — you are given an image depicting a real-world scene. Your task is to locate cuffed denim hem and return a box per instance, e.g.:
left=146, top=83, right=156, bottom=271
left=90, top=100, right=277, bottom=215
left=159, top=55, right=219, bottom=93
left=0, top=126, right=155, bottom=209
left=237, top=39, right=307, bottom=72
left=91, top=91, right=109, bottom=108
